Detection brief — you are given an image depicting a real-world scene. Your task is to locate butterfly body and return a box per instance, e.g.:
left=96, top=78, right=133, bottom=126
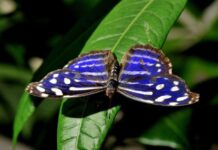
left=106, top=60, right=119, bottom=99
left=26, top=45, right=199, bottom=106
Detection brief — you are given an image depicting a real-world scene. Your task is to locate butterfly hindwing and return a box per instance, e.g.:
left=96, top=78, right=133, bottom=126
left=26, top=50, right=113, bottom=98
left=118, top=45, right=199, bottom=106
left=118, top=74, right=199, bottom=106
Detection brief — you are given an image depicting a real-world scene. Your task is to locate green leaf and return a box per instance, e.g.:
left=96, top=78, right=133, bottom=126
left=182, top=57, right=218, bottom=86
left=139, top=108, right=192, bottom=149
left=13, top=0, right=113, bottom=146
left=58, top=98, right=119, bottom=150
left=12, top=25, right=97, bottom=149
left=58, top=0, right=187, bottom=149
left=0, top=81, right=26, bottom=122
left=83, top=0, right=186, bottom=59
left=13, top=93, right=35, bottom=148
left=0, top=64, right=31, bottom=83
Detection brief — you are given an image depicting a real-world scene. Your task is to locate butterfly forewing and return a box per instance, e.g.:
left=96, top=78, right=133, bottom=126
left=119, top=45, right=172, bottom=82
left=118, top=45, right=199, bottom=106
left=64, top=51, right=111, bottom=82
left=26, top=50, right=112, bottom=98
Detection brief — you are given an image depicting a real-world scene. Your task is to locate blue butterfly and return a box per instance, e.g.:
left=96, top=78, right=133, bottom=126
left=26, top=45, right=199, bottom=106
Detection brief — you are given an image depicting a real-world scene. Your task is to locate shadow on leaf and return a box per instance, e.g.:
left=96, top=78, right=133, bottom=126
left=61, top=92, right=121, bottom=118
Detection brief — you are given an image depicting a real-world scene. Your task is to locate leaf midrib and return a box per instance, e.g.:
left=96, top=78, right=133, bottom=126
left=111, top=0, right=154, bottom=52
left=164, top=118, right=188, bottom=148
left=75, top=100, right=89, bottom=149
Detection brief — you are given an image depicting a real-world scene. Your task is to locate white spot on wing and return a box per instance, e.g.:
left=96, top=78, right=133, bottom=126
left=118, top=87, right=153, bottom=95
left=118, top=82, right=154, bottom=86
left=80, top=72, right=107, bottom=76
left=64, top=78, right=71, bottom=84
left=41, top=93, right=48, bottom=97
left=173, top=81, right=179, bottom=85
left=155, top=63, right=161, bottom=67
left=72, top=78, right=106, bottom=83
left=147, top=63, right=154, bottom=66
left=155, top=95, right=171, bottom=102
left=77, top=58, right=104, bottom=64
left=188, top=101, right=193, bottom=104
left=157, top=69, right=162, bottom=72
left=156, top=84, right=164, bottom=90
left=81, top=64, right=104, bottom=68
left=63, top=95, right=73, bottom=98
left=122, top=70, right=150, bottom=75
left=69, top=86, right=104, bottom=91
left=176, top=96, right=188, bottom=101
left=74, top=79, right=80, bottom=82
left=49, top=78, right=57, bottom=84
left=146, top=83, right=154, bottom=86
left=74, top=65, right=79, bottom=68
left=144, top=100, right=154, bottom=104
left=171, top=86, right=179, bottom=92
left=36, top=86, right=45, bottom=92
left=51, top=88, right=63, bottom=96
left=129, top=54, right=158, bottom=61
left=119, top=80, right=140, bottom=85
left=127, top=61, right=154, bottom=66
left=169, top=102, right=178, bottom=106
left=53, top=74, right=59, bottom=78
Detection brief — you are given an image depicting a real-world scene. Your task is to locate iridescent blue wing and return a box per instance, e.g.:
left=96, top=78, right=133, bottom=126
left=26, top=69, right=106, bottom=98
left=119, top=45, right=172, bottom=82
left=117, top=45, right=199, bottom=106
left=64, top=50, right=111, bottom=82
left=26, top=50, right=114, bottom=98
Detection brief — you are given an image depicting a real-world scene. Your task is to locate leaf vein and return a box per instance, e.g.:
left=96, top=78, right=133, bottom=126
left=90, top=33, right=122, bottom=45
left=103, top=15, right=137, bottom=25
left=111, top=0, right=154, bottom=52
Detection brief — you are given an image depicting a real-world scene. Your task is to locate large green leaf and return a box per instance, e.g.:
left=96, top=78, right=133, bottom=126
left=83, top=0, right=186, bottom=59
left=12, top=29, right=94, bottom=149
left=13, top=0, right=118, bottom=148
left=58, top=0, right=187, bottom=149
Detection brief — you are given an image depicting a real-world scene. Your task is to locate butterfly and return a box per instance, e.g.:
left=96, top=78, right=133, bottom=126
left=26, top=45, right=199, bottom=106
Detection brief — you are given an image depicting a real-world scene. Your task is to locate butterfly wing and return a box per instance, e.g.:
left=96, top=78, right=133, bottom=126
left=119, top=45, right=172, bottom=82
left=26, top=50, right=113, bottom=98
left=64, top=50, right=111, bottom=82
left=117, top=45, right=199, bottom=106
